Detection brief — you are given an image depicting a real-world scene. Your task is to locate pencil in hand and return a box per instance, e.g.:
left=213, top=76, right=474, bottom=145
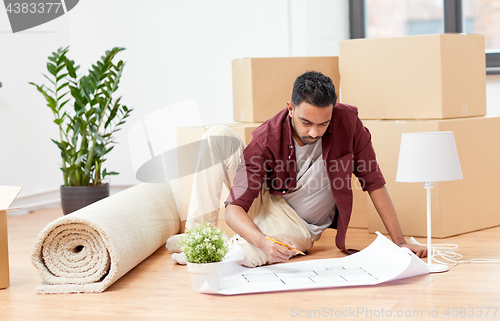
left=266, top=236, right=305, bottom=255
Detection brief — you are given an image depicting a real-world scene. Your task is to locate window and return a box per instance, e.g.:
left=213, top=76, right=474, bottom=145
left=349, top=0, right=500, bottom=74
left=463, top=0, right=500, bottom=51
left=366, top=0, right=444, bottom=38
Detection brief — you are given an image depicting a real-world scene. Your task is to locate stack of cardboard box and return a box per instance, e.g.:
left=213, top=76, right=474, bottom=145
left=340, top=34, right=500, bottom=238
left=179, top=34, right=499, bottom=239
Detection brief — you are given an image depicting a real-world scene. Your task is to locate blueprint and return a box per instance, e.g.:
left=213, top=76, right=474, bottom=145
left=199, top=232, right=430, bottom=295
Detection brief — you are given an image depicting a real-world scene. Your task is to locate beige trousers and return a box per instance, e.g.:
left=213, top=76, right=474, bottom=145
left=186, top=125, right=314, bottom=267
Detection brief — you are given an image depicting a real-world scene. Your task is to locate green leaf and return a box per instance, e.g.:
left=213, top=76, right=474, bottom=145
left=104, top=145, right=115, bottom=155
left=73, top=120, right=81, bottom=136
left=29, top=83, right=45, bottom=96
left=51, top=138, right=66, bottom=151
left=56, top=64, right=65, bottom=74
left=61, top=150, right=70, bottom=164
left=89, top=70, right=99, bottom=83
left=54, top=118, right=64, bottom=126
left=70, top=85, right=87, bottom=110
left=65, top=59, right=78, bottom=78
left=47, top=63, right=57, bottom=76
left=75, top=154, right=86, bottom=165
left=57, top=82, right=69, bottom=92
left=85, top=107, right=96, bottom=119
left=94, top=144, right=104, bottom=158
left=104, top=98, right=121, bottom=128
left=42, top=74, right=56, bottom=85
left=56, top=73, right=68, bottom=82
left=57, top=92, right=69, bottom=103
left=46, top=96, right=57, bottom=111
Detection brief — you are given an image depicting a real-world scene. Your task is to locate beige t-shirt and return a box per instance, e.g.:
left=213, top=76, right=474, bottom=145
left=282, top=137, right=337, bottom=241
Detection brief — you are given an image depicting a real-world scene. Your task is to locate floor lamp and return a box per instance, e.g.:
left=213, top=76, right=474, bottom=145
left=396, top=131, right=463, bottom=273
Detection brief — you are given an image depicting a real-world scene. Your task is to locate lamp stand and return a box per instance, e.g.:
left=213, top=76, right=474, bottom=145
left=424, top=182, right=449, bottom=273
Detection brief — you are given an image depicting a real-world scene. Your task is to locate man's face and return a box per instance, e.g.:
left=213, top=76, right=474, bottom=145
left=288, top=101, right=333, bottom=146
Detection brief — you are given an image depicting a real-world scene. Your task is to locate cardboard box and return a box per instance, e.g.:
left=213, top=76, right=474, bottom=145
left=364, top=116, right=500, bottom=238
left=177, top=123, right=261, bottom=235
left=340, top=34, right=486, bottom=120
left=0, top=186, right=22, bottom=289
left=232, top=57, right=340, bottom=123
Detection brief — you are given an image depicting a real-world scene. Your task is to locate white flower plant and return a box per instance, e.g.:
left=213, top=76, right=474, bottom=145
left=177, top=220, right=229, bottom=264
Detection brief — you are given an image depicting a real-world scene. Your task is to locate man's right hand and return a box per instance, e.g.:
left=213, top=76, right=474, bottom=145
left=259, top=236, right=298, bottom=263
left=226, top=204, right=299, bottom=263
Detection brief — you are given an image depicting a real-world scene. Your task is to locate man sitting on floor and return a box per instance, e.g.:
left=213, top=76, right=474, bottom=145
left=168, top=71, right=426, bottom=267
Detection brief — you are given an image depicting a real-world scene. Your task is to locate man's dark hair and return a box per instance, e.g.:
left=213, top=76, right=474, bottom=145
left=291, top=71, right=337, bottom=108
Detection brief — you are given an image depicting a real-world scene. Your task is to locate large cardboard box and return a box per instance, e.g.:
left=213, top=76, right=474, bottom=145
left=340, top=34, right=486, bottom=120
left=364, top=116, right=500, bottom=238
left=177, top=123, right=261, bottom=235
left=232, top=57, right=340, bottom=123
left=0, top=186, right=22, bottom=289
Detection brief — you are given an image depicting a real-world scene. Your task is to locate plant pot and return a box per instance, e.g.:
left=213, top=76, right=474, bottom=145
left=60, top=184, right=110, bottom=215
left=187, top=261, right=224, bottom=292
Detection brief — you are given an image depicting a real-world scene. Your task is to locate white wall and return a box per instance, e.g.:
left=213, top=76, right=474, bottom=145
left=0, top=11, right=71, bottom=210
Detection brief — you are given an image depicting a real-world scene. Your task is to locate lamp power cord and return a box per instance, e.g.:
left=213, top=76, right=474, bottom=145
left=408, top=237, right=500, bottom=266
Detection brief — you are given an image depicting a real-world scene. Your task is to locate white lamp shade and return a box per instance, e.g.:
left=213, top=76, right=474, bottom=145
left=396, top=131, right=463, bottom=183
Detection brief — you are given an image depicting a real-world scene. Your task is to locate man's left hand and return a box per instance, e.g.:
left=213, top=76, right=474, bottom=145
left=399, top=243, right=427, bottom=258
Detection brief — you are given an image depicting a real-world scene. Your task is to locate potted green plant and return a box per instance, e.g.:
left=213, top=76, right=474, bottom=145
left=30, top=46, right=132, bottom=214
left=178, top=220, right=229, bottom=292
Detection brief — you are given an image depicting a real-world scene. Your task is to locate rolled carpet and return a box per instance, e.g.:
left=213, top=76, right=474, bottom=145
left=31, top=183, right=180, bottom=294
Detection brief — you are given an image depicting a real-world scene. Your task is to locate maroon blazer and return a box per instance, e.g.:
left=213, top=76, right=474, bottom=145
left=226, top=103, right=386, bottom=252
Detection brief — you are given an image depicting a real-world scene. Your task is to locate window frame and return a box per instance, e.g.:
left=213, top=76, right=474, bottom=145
left=349, top=0, right=500, bottom=75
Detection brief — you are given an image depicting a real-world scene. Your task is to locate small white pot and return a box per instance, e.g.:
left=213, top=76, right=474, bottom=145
left=187, top=261, right=224, bottom=292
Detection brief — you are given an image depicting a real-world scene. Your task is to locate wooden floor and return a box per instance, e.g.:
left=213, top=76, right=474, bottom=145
left=2, top=207, right=500, bottom=321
